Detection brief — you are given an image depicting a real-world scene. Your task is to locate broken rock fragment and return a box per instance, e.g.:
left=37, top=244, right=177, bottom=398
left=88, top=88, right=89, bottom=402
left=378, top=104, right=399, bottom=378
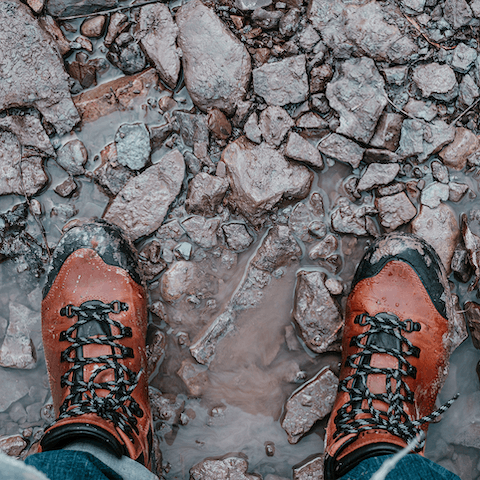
left=185, top=173, right=229, bottom=217
left=282, top=367, right=338, bottom=444
left=411, top=203, right=460, bottom=274
left=176, top=0, right=251, bottom=115
left=161, top=261, right=198, bottom=303
left=46, top=0, right=116, bottom=17
left=331, top=198, right=376, bottom=236
left=318, top=134, right=365, bottom=169
left=293, top=455, right=324, bottom=480
left=221, top=138, right=313, bottom=225
left=0, top=1, right=80, bottom=135
left=253, top=55, right=309, bottom=106
left=190, top=454, right=261, bottom=480
left=439, top=127, right=479, bottom=171
left=420, top=182, right=450, bottom=209
left=357, top=163, right=400, bottom=192
left=135, top=3, right=181, bottom=89
left=376, top=192, right=416, bottom=230
left=293, top=270, right=342, bottom=353
left=259, top=106, right=294, bottom=147
left=285, top=132, right=323, bottom=170
left=412, top=63, right=459, bottom=102
left=55, top=140, right=88, bottom=176
left=177, top=359, right=208, bottom=397
left=115, top=123, right=151, bottom=171
left=222, top=223, right=254, bottom=252
left=103, top=149, right=185, bottom=240
left=326, top=57, right=387, bottom=143
left=182, top=216, right=221, bottom=249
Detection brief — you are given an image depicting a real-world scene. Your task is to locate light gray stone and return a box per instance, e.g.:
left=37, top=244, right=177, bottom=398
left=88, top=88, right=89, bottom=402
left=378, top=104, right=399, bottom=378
left=285, top=132, right=323, bottom=169
left=55, top=140, right=87, bottom=175
left=181, top=216, right=221, bottom=248
left=115, top=123, right=151, bottom=171
left=420, top=182, right=450, bottom=208
left=413, top=63, right=459, bottom=102
left=375, top=192, right=416, bottom=230
left=357, top=163, right=400, bottom=191
left=318, top=134, right=365, bottom=168
left=259, top=106, right=294, bottom=146
left=450, top=43, right=478, bottom=73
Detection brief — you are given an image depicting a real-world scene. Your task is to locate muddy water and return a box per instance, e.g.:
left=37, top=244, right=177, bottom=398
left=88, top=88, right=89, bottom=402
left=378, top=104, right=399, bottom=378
left=1, top=86, right=480, bottom=480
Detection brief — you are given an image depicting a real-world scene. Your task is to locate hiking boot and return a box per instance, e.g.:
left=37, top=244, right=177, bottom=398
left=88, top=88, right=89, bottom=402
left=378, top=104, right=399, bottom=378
left=324, top=232, right=457, bottom=479
left=39, top=219, right=153, bottom=468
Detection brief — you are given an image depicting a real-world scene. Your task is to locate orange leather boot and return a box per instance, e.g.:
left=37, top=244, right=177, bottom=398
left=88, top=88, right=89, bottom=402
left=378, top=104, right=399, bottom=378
left=324, top=232, right=457, bottom=479
left=39, top=220, right=153, bottom=469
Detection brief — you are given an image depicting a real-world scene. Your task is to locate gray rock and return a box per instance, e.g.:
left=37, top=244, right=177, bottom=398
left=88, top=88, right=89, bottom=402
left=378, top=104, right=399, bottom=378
left=401, top=0, right=426, bottom=14
left=296, top=112, right=329, bottom=130
left=293, top=455, right=324, bottom=480
left=431, top=160, right=449, bottom=184
left=235, top=0, right=271, bottom=11
left=326, top=57, right=387, bottom=143
left=285, top=132, right=323, bottom=170
left=458, top=74, right=480, bottom=107
left=115, top=123, right=151, bottom=171
left=0, top=131, right=47, bottom=197
left=135, top=4, right=181, bottom=89
left=318, top=134, right=365, bottom=169
left=281, top=367, right=338, bottom=443
left=449, top=182, right=469, bottom=202
left=244, top=113, right=262, bottom=143
left=288, top=197, right=326, bottom=243
left=81, top=15, right=106, bottom=38
left=46, top=0, right=116, bottom=16
left=403, top=99, right=438, bottom=122
left=369, top=113, right=403, bottom=151
left=0, top=114, right=53, bottom=158
left=0, top=303, right=40, bottom=370
left=103, top=149, right=185, bottom=240
left=174, top=112, right=209, bottom=157
left=450, top=43, right=477, bottom=73
left=252, top=7, right=283, bottom=30
left=465, top=302, right=480, bottom=348
left=221, top=138, right=313, bottom=225
left=222, top=223, right=254, bottom=252
left=292, top=270, right=342, bottom=354
left=443, top=0, right=473, bottom=29
left=190, top=454, right=261, bottom=480
left=412, top=63, right=458, bottom=102
left=375, top=192, right=416, bottom=230
left=357, top=163, right=400, bottom=192
left=161, top=261, right=198, bottom=303
left=176, top=0, right=251, bottom=115
left=420, top=182, right=450, bottom=208
left=258, top=106, right=294, bottom=146
left=56, top=140, right=87, bottom=175
left=382, top=65, right=408, bottom=85
left=331, top=198, right=377, bottom=236
left=411, top=203, right=460, bottom=273
left=377, top=182, right=406, bottom=197
left=296, top=24, right=320, bottom=51
left=279, top=8, right=301, bottom=37
left=0, top=1, right=80, bottom=135
left=149, top=386, right=184, bottom=425
left=104, top=12, right=129, bottom=47
left=253, top=55, right=309, bottom=106
left=181, top=216, right=221, bottom=248
left=186, top=173, right=229, bottom=217
left=439, top=127, right=479, bottom=170
left=0, top=369, right=30, bottom=413
left=472, top=0, right=480, bottom=17
left=54, top=177, right=77, bottom=197
left=177, top=359, right=208, bottom=397
left=308, top=235, right=338, bottom=260
left=397, top=119, right=455, bottom=162
left=451, top=243, right=472, bottom=282
left=108, top=42, right=146, bottom=76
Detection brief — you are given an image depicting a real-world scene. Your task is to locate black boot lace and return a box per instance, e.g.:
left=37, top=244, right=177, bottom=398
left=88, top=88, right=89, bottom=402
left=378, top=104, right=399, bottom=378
left=333, top=312, right=458, bottom=452
left=55, top=300, right=144, bottom=439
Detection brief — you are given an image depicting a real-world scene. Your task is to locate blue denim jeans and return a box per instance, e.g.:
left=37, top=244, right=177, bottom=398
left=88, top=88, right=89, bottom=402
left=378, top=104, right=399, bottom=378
left=2, top=450, right=459, bottom=480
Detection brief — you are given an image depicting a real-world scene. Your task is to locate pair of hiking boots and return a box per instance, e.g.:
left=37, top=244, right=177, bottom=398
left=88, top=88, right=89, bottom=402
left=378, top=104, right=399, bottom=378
left=38, top=220, right=456, bottom=479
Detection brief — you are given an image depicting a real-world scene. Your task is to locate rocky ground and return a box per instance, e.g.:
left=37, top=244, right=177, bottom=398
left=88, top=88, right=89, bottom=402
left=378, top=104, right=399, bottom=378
left=2, top=0, right=480, bottom=478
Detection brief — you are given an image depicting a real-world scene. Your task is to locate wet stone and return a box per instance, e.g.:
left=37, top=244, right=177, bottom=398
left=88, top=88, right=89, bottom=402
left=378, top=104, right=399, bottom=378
left=252, top=8, right=283, bottom=29
left=292, top=455, right=324, bottom=480
left=135, top=3, right=181, bottom=89
left=207, top=109, right=232, bottom=140
left=67, top=57, right=97, bottom=90
left=279, top=8, right=301, bottom=37
left=282, top=367, right=338, bottom=443
left=81, top=15, right=106, bottom=38
left=465, top=302, right=480, bottom=349
left=161, top=261, right=198, bottom=303
left=292, top=269, right=342, bottom=354
left=103, top=149, right=185, bottom=241
left=375, top=192, right=416, bottom=231
left=46, top=0, right=116, bottom=17
left=114, top=123, right=151, bottom=171
left=412, top=63, right=459, bottom=102
left=258, top=106, right=294, bottom=147
left=221, top=138, right=313, bottom=225
left=443, top=0, right=473, bottom=29
left=432, top=160, right=449, bottom=184
left=146, top=326, right=166, bottom=378
left=186, top=173, right=229, bottom=217
left=54, top=177, right=77, bottom=197
left=235, top=0, right=272, bottom=11
left=458, top=74, right=480, bottom=107
left=450, top=43, right=477, bottom=73
left=177, top=359, right=208, bottom=397
left=420, top=182, right=450, bottom=208
left=55, top=140, right=87, bottom=176
left=285, top=132, right=323, bottom=170
left=149, top=387, right=184, bottom=425
left=449, top=182, right=469, bottom=202
left=39, top=14, right=71, bottom=57
left=108, top=42, right=147, bottom=76
left=26, top=0, right=45, bottom=14
left=402, top=0, right=426, bottom=14
left=369, top=113, right=403, bottom=151
left=403, top=99, right=438, bottom=122
left=411, top=203, right=460, bottom=273
left=357, top=163, right=400, bottom=192
left=222, top=223, right=254, bottom=252
left=331, top=198, right=376, bottom=236
left=0, top=369, right=29, bottom=413
left=182, top=216, right=221, bottom=249
left=104, top=12, right=129, bottom=47
left=377, top=182, right=406, bottom=197
left=0, top=435, right=27, bottom=457
left=296, top=112, right=329, bottom=130
left=244, top=113, right=262, bottom=144
left=439, top=127, right=479, bottom=171
left=382, top=66, right=408, bottom=86
left=190, top=454, right=260, bottom=480
left=253, top=55, right=308, bottom=106
left=451, top=244, right=473, bottom=282
left=308, top=234, right=338, bottom=261
left=326, top=57, right=387, bottom=143
left=0, top=1, right=80, bottom=135
left=318, top=134, right=365, bottom=169
left=177, top=0, right=251, bottom=115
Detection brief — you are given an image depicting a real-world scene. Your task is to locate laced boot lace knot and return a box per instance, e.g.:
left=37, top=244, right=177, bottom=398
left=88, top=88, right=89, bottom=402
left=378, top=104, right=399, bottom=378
left=334, top=312, right=458, bottom=452
left=54, top=300, right=143, bottom=439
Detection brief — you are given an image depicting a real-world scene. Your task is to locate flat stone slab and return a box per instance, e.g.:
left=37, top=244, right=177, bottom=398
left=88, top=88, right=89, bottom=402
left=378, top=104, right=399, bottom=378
left=104, top=149, right=185, bottom=240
